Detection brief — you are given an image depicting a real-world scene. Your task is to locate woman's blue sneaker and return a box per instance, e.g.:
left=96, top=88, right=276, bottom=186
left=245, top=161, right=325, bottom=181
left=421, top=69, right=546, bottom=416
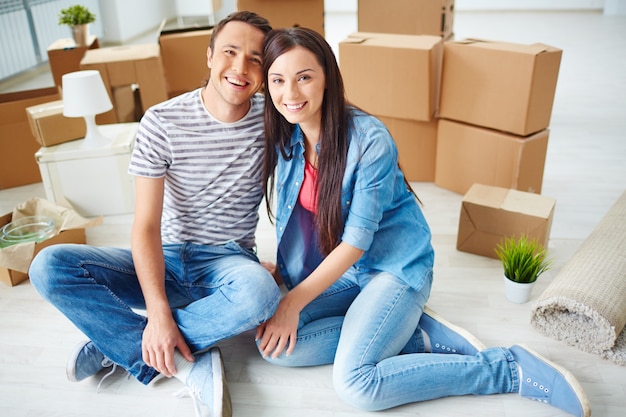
left=510, top=344, right=591, bottom=417
left=419, top=306, right=486, bottom=355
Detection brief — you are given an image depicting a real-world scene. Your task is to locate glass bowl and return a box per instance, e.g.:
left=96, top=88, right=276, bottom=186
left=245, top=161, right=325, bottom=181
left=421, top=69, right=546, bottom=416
left=0, top=215, right=56, bottom=248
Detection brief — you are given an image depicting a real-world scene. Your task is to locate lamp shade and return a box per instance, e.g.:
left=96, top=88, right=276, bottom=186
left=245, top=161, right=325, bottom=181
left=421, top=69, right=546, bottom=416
left=62, top=70, right=112, bottom=117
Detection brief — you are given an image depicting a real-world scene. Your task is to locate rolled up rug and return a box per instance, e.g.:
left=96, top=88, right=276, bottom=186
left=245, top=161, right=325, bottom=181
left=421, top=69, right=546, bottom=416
left=531, top=190, right=626, bottom=365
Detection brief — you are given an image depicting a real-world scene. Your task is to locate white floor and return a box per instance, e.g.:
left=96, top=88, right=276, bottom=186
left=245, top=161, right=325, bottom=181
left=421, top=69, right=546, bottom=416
left=1, top=10, right=626, bottom=417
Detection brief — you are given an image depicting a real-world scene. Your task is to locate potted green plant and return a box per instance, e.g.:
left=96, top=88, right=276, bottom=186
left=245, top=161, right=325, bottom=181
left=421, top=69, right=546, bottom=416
left=58, top=4, right=96, bottom=47
left=494, top=234, right=552, bottom=303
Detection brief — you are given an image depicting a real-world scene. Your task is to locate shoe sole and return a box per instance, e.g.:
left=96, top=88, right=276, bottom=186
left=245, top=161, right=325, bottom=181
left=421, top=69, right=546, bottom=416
left=210, top=347, right=232, bottom=417
left=66, top=339, right=91, bottom=382
left=515, top=344, right=591, bottom=417
left=424, top=306, right=487, bottom=352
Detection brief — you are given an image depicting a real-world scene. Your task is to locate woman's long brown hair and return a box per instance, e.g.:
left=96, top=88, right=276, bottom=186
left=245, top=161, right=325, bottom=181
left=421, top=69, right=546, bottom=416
left=262, top=27, right=349, bottom=255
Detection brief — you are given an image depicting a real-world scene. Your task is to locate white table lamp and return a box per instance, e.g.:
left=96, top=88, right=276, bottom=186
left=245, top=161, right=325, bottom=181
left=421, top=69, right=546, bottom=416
left=62, top=70, right=113, bottom=148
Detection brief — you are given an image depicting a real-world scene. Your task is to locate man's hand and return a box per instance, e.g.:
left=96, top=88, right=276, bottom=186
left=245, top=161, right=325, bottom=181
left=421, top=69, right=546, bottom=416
left=142, top=312, right=194, bottom=378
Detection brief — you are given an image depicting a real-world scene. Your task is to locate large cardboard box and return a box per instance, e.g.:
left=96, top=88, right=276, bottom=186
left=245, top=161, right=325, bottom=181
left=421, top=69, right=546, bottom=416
left=47, top=36, right=100, bottom=88
left=26, top=100, right=86, bottom=147
left=35, top=123, right=138, bottom=217
left=159, top=25, right=213, bottom=98
left=439, top=39, right=562, bottom=136
left=0, top=87, right=59, bottom=189
left=358, top=0, right=454, bottom=39
left=0, top=199, right=92, bottom=287
left=237, top=0, right=324, bottom=35
left=435, top=119, right=549, bottom=195
left=339, top=32, right=443, bottom=122
left=80, top=44, right=168, bottom=124
left=378, top=116, right=437, bottom=182
left=457, top=183, right=556, bottom=259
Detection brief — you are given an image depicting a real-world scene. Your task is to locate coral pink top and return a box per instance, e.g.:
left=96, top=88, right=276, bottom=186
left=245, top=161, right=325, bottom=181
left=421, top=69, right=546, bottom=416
left=299, top=160, right=318, bottom=214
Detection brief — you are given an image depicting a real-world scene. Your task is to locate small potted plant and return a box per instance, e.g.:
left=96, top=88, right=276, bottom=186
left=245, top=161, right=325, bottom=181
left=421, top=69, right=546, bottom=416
left=494, top=234, right=551, bottom=303
left=58, top=4, right=96, bottom=47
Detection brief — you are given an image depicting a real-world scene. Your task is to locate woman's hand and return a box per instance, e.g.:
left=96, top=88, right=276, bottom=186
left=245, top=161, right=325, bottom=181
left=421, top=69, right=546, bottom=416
left=256, top=296, right=300, bottom=358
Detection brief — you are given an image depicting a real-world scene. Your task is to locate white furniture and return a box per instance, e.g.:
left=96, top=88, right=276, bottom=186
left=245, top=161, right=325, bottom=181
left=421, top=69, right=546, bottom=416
left=35, top=123, right=138, bottom=217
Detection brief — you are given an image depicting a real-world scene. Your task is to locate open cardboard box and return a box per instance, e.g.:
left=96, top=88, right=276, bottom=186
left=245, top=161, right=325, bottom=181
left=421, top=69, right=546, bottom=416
left=0, top=198, right=102, bottom=287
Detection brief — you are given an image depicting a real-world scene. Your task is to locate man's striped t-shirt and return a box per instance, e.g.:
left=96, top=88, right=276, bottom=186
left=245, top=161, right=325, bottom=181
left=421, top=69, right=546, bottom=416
left=128, top=88, right=265, bottom=249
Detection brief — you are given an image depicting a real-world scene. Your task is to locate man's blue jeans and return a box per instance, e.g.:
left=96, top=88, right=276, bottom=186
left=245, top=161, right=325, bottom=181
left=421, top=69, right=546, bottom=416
left=29, top=241, right=280, bottom=385
left=260, top=270, right=518, bottom=410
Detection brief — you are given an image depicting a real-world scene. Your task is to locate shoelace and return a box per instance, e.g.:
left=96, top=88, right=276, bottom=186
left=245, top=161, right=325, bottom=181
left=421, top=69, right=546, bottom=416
left=95, top=358, right=118, bottom=393
left=174, top=384, right=208, bottom=417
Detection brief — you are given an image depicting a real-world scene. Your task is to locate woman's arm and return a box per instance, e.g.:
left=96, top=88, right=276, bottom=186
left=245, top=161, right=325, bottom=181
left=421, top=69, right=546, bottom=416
left=257, top=241, right=364, bottom=358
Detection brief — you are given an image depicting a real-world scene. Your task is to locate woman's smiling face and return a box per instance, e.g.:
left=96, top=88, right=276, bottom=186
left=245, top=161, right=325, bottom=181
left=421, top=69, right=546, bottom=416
left=267, top=46, right=326, bottom=129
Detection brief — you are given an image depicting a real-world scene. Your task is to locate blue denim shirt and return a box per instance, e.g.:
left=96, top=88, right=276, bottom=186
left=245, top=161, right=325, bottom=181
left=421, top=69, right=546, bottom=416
left=275, top=108, right=434, bottom=290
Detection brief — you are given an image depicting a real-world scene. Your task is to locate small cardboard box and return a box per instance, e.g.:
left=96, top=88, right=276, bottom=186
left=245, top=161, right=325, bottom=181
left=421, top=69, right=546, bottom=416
left=434, top=119, right=549, bottom=195
left=358, top=0, right=454, bottom=39
left=0, top=198, right=99, bottom=287
left=47, top=36, right=100, bottom=88
left=378, top=116, right=437, bottom=182
left=237, top=0, right=325, bottom=35
left=0, top=87, right=60, bottom=189
left=439, top=39, right=562, bottom=136
left=339, top=32, right=443, bottom=122
left=26, top=100, right=86, bottom=147
left=159, top=25, right=213, bottom=98
left=80, top=44, right=169, bottom=124
left=457, top=183, right=556, bottom=259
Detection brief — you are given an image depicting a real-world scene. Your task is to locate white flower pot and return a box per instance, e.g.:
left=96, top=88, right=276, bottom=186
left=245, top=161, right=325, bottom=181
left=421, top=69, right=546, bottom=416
left=503, top=275, right=536, bottom=304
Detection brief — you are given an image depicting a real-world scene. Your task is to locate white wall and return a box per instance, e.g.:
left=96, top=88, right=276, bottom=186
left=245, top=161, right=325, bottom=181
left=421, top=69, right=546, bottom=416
left=454, top=0, right=604, bottom=10
left=98, top=0, right=176, bottom=43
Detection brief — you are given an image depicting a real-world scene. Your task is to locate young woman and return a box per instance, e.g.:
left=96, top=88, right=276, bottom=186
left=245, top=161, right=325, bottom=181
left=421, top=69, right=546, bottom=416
left=256, top=27, right=590, bottom=417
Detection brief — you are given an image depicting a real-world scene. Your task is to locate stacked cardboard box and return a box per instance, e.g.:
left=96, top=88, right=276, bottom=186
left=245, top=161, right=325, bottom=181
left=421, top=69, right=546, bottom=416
left=237, top=0, right=325, bottom=36
left=435, top=39, right=562, bottom=195
left=47, top=36, right=100, bottom=88
left=159, top=25, right=213, bottom=98
left=80, top=44, right=169, bottom=124
left=0, top=87, right=60, bottom=189
left=358, top=0, right=455, bottom=39
left=339, top=32, right=443, bottom=181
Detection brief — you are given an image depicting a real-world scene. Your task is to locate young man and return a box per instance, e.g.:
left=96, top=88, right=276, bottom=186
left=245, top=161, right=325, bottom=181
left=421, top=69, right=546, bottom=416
left=29, top=11, right=279, bottom=417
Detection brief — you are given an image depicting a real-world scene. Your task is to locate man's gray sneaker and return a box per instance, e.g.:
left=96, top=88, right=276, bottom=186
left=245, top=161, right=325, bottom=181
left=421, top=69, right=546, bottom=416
left=66, top=340, right=115, bottom=382
left=185, top=347, right=232, bottom=417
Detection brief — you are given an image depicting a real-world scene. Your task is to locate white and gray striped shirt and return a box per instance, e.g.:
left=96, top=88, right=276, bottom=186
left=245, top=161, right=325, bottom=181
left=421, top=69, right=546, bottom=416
left=129, top=88, right=265, bottom=249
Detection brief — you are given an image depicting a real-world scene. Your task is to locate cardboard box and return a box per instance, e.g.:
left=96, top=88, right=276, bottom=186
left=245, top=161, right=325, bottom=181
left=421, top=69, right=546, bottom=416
left=358, top=0, right=454, bottom=39
left=434, top=119, right=549, bottom=195
left=378, top=116, right=437, bottom=182
left=80, top=44, right=169, bottom=124
left=47, top=36, right=100, bottom=88
left=0, top=87, right=60, bottom=189
left=339, top=32, right=443, bottom=122
left=456, top=183, right=556, bottom=259
left=159, top=25, right=213, bottom=98
left=35, top=123, right=138, bottom=217
left=439, top=39, right=562, bottom=136
left=0, top=198, right=93, bottom=287
left=26, top=100, right=86, bottom=147
left=237, top=0, right=324, bottom=35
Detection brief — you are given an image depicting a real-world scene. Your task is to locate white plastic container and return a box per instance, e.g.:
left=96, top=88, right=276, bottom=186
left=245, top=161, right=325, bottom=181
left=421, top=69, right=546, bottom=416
left=35, top=123, right=138, bottom=217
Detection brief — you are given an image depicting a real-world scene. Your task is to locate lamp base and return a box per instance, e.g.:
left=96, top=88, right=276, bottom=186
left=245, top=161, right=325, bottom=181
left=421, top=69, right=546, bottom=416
left=81, top=114, right=112, bottom=148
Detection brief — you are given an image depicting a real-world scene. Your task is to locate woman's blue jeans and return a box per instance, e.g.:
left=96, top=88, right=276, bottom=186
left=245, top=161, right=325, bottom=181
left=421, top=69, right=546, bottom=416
left=29, top=242, right=280, bottom=385
left=260, top=270, right=519, bottom=411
